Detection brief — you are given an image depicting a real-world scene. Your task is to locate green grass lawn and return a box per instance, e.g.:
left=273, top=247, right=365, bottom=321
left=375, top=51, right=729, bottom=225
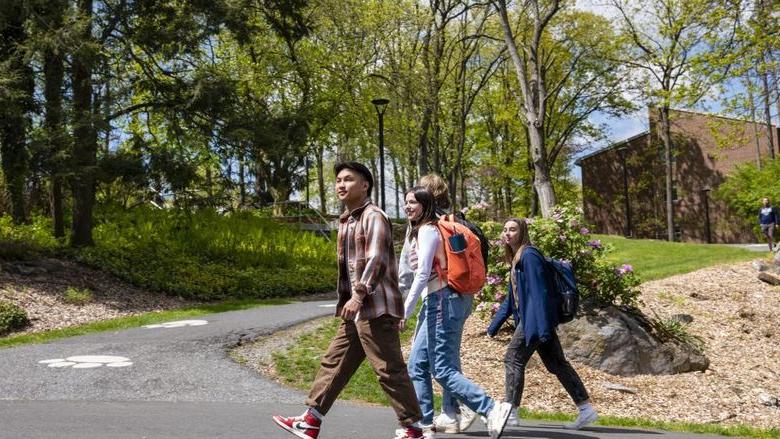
left=597, top=235, right=759, bottom=281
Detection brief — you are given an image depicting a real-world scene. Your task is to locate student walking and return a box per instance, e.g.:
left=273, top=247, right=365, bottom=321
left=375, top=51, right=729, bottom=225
left=401, top=186, right=511, bottom=439
left=489, top=218, right=597, bottom=430
left=272, top=162, right=424, bottom=439
left=398, top=174, right=480, bottom=434
left=759, top=197, right=778, bottom=251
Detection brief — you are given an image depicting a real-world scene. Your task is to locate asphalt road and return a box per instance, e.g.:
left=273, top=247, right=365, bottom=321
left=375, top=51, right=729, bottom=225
left=0, top=301, right=730, bottom=439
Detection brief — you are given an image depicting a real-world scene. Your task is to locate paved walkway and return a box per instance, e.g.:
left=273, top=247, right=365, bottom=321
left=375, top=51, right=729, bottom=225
left=0, top=301, right=730, bottom=438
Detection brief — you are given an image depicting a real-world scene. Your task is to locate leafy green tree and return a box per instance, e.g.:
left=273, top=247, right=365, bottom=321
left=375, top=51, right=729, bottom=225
left=610, top=0, right=737, bottom=241
left=0, top=0, right=34, bottom=224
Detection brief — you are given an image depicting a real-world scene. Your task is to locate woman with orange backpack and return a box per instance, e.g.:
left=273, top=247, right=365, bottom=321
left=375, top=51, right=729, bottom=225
left=400, top=186, right=511, bottom=439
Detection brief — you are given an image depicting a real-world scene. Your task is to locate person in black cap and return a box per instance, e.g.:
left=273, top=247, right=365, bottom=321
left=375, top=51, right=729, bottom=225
left=273, top=162, right=424, bottom=439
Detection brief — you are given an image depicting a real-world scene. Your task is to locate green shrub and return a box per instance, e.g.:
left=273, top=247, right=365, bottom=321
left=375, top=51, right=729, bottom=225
left=474, top=203, right=640, bottom=318
left=0, top=300, right=29, bottom=335
left=72, top=205, right=337, bottom=300
left=63, top=287, right=93, bottom=305
left=0, top=215, right=61, bottom=253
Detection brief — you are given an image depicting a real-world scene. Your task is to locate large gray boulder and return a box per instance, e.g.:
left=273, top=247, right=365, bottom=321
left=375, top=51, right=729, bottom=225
left=557, top=305, right=709, bottom=376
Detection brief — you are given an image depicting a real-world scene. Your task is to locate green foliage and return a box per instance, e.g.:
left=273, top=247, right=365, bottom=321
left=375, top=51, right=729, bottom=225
left=474, top=203, right=641, bottom=319
left=0, top=300, right=29, bottom=335
left=647, top=311, right=706, bottom=353
left=62, top=287, right=93, bottom=306
left=72, top=206, right=336, bottom=300
left=0, top=215, right=60, bottom=253
left=715, top=159, right=780, bottom=234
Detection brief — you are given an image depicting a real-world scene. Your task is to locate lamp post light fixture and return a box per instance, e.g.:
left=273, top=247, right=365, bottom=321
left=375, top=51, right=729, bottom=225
left=702, top=186, right=712, bottom=243
left=371, top=98, right=389, bottom=211
left=617, top=145, right=632, bottom=238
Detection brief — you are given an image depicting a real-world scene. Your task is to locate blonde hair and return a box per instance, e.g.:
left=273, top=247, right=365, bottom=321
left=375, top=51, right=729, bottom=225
left=419, top=173, right=451, bottom=210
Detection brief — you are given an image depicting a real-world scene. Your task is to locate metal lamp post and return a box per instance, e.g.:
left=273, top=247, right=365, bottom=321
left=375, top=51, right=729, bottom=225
left=617, top=145, right=632, bottom=238
left=371, top=98, right=389, bottom=211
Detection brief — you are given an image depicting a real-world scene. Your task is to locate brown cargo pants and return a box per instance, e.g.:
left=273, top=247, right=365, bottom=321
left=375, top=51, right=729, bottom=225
left=305, top=314, right=422, bottom=427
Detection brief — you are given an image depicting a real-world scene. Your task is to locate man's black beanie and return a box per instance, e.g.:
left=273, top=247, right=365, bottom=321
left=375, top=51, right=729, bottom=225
left=334, top=161, right=374, bottom=197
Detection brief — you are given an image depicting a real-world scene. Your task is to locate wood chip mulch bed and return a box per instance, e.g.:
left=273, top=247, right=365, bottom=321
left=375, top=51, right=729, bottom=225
left=457, top=261, right=780, bottom=429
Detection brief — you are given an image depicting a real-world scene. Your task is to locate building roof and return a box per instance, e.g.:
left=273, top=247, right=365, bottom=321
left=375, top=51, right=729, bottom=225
left=574, top=131, right=649, bottom=166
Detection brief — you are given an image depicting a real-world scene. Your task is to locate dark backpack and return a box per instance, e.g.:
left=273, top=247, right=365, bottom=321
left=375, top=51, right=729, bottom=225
left=544, top=257, right=580, bottom=323
left=445, top=210, right=489, bottom=274
left=519, top=246, right=580, bottom=324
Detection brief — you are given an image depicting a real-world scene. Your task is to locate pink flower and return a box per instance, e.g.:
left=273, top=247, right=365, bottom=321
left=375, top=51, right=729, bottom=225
left=494, top=293, right=505, bottom=301
left=587, top=239, right=602, bottom=249
left=476, top=302, right=488, bottom=312
left=569, top=219, right=580, bottom=228
left=487, top=274, right=502, bottom=286
left=616, top=263, right=634, bottom=276
left=491, top=303, right=500, bottom=313
left=525, top=218, right=534, bottom=225
left=580, top=227, right=590, bottom=235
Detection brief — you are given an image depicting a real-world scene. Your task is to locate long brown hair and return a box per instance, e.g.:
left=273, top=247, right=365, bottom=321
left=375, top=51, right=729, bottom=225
left=503, top=217, right=532, bottom=268
left=406, top=186, right=438, bottom=242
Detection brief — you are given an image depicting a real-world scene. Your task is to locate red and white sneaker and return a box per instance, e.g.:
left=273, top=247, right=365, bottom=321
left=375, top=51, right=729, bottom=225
left=272, top=412, right=321, bottom=439
left=394, top=426, right=424, bottom=439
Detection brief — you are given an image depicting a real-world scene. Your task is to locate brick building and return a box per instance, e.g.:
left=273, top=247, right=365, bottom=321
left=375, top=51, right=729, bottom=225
left=576, top=108, right=780, bottom=243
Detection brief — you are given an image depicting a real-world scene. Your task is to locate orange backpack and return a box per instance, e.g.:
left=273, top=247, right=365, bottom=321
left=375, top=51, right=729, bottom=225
left=434, top=215, right=487, bottom=294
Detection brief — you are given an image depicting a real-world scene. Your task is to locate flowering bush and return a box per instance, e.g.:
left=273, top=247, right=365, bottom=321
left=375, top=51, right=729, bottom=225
left=473, top=203, right=641, bottom=319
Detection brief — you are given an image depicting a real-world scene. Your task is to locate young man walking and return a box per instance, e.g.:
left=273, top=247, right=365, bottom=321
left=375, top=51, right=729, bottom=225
left=273, top=162, right=424, bottom=439
left=759, top=197, right=778, bottom=251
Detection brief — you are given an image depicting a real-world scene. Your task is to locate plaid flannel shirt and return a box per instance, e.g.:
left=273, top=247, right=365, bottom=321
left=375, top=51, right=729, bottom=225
left=336, top=199, right=403, bottom=320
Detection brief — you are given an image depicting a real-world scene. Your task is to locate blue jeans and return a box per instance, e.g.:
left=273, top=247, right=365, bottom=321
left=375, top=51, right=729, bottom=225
left=442, top=293, right=473, bottom=416
left=408, top=287, right=493, bottom=425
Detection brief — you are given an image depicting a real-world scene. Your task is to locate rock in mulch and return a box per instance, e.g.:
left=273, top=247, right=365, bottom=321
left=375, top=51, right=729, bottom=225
left=758, top=272, right=780, bottom=286
left=603, top=382, right=638, bottom=394
left=758, top=393, right=780, bottom=408
left=557, top=305, right=709, bottom=376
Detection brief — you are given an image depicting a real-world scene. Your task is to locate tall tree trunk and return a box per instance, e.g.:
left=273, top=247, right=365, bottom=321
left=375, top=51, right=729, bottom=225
left=392, top=155, right=401, bottom=219
left=495, top=0, right=558, bottom=217
left=746, top=74, right=763, bottom=168
left=238, top=147, right=246, bottom=207
left=0, top=0, right=32, bottom=224
left=659, top=106, right=675, bottom=241
left=71, top=0, right=97, bottom=247
left=43, top=0, right=67, bottom=238
left=760, top=67, right=775, bottom=158
left=316, top=143, right=326, bottom=214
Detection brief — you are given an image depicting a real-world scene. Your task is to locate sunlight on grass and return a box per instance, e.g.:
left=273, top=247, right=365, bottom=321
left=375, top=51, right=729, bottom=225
left=597, top=235, right=758, bottom=281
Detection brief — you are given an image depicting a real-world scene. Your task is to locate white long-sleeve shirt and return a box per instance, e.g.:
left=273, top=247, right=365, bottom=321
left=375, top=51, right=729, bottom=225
left=402, top=224, right=446, bottom=319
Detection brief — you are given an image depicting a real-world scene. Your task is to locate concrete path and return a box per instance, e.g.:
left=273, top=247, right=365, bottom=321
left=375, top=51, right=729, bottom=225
left=0, top=301, right=731, bottom=439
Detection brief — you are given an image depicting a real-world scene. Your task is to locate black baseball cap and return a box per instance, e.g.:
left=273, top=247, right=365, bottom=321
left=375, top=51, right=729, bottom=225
left=334, top=161, right=374, bottom=196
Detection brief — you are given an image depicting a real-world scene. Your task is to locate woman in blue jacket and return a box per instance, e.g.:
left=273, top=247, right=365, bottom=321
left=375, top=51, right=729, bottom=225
left=487, top=218, right=597, bottom=430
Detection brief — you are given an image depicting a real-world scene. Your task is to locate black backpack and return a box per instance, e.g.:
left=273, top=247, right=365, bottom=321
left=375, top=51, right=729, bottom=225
left=441, top=209, right=490, bottom=274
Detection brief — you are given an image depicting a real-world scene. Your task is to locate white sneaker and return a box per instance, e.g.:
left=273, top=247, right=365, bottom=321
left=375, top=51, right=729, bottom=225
left=563, top=407, right=598, bottom=430
left=506, top=407, right=520, bottom=427
left=433, top=413, right=459, bottom=433
left=458, top=405, right=478, bottom=432
left=486, top=402, right=512, bottom=439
